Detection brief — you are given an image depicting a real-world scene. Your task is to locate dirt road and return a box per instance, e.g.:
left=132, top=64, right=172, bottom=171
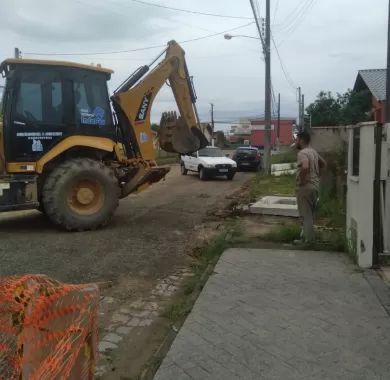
left=0, top=166, right=253, bottom=378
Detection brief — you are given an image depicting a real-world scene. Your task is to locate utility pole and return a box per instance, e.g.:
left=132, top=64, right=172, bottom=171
left=386, top=0, right=390, bottom=122
left=249, top=0, right=271, bottom=174
left=297, top=87, right=302, bottom=131
left=210, top=103, right=215, bottom=133
left=14, top=48, right=21, bottom=59
left=264, top=0, right=272, bottom=174
left=277, top=93, right=281, bottom=142
left=301, top=94, right=305, bottom=131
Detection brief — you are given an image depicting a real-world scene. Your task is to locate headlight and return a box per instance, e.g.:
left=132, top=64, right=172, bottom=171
left=204, top=163, right=213, bottom=168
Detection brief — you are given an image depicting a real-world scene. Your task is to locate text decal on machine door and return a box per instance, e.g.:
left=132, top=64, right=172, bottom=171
left=135, top=90, right=152, bottom=124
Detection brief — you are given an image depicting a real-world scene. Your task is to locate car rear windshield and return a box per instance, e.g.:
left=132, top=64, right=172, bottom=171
left=237, top=148, right=257, bottom=153
left=199, top=147, right=224, bottom=157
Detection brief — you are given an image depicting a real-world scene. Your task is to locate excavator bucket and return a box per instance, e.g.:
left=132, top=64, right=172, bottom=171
left=158, top=112, right=209, bottom=154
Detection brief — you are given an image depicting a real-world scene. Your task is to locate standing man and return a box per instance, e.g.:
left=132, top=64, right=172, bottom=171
left=295, top=131, right=326, bottom=243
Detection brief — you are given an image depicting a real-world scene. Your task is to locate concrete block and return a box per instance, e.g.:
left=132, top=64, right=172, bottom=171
left=250, top=196, right=299, bottom=217
left=271, top=163, right=296, bottom=172
left=272, top=169, right=297, bottom=177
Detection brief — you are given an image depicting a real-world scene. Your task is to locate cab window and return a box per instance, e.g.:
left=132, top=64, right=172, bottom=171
left=15, top=70, right=64, bottom=125
left=73, top=73, right=112, bottom=127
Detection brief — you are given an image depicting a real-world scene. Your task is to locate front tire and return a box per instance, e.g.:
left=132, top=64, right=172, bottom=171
left=181, top=163, right=188, bottom=175
left=199, top=167, right=207, bottom=181
left=42, top=158, right=120, bottom=231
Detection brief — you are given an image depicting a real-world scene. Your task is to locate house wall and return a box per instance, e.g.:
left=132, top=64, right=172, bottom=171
left=310, top=126, right=349, bottom=153
left=372, top=97, right=385, bottom=123
left=347, top=122, right=376, bottom=267
left=250, top=120, right=294, bottom=147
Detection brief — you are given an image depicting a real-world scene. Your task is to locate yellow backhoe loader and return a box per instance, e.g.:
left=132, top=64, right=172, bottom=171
left=0, top=40, right=208, bottom=231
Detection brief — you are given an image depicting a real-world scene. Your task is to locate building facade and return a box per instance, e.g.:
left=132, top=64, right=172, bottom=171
left=250, top=118, right=295, bottom=147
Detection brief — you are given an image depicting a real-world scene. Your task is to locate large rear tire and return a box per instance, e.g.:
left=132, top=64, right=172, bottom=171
left=42, top=158, right=119, bottom=231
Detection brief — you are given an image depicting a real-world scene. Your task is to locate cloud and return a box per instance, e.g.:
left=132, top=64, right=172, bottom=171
left=0, top=0, right=167, bottom=44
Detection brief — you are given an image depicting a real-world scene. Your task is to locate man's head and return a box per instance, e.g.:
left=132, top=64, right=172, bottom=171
left=295, top=131, right=311, bottom=150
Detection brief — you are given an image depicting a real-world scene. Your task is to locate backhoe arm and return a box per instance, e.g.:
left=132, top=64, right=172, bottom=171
left=111, top=41, right=208, bottom=161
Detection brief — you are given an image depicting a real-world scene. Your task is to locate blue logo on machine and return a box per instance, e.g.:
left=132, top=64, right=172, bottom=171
left=140, top=132, right=149, bottom=143
left=80, top=106, right=106, bottom=126
left=32, top=139, right=43, bottom=152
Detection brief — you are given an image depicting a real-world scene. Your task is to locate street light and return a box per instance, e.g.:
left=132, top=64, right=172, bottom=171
left=224, top=34, right=260, bottom=41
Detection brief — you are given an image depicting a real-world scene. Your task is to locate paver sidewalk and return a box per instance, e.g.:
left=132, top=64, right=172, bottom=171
left=154, top=249, right=390, bottom=380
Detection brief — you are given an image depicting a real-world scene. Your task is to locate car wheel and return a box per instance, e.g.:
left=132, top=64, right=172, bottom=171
left=227, top=173, right=235, bottom=181
left=181, top=163, right=188, bottom=175
left=199, top=167, right=207, bottom=181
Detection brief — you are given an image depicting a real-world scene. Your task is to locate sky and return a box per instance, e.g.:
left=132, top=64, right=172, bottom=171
left=0, top=0, right=388, bottom=131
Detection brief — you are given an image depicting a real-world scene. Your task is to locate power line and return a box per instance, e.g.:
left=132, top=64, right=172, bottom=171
left=23, top=22, right=254, bottom=57
left=274, top=0, right=316, bottom=38
left=273, top=0, right=312, bottom=32
left=129, top=0, right=253, bottom=19
left=271, top=33, right=297, bottom=92
left=280, top=0, right=316, bottom=36
left=273, top=0, right=280, bottom=23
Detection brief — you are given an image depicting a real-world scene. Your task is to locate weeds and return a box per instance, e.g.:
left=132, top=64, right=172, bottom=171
left=271, top=150, right=296, bottom=164
left=250, top=174, right=295, bottom=200
left=260, top=224, right=301, bottom=243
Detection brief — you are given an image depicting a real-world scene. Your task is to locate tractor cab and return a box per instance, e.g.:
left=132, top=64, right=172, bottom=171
left=0, top=59, right=115, bottom=163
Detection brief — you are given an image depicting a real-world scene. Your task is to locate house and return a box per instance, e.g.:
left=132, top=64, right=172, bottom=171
left=250, top=118, right=296, bottom=147
left=354, top=69, right=386, bottom=123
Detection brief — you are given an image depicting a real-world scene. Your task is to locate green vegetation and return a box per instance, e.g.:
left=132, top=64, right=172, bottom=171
left=155, top=155, right=179, bottom=166
left=271, top=150, right=296, bottom=164
left=261, top=224, right=301, bottom=242
left=307, top=89, right=371, bottom=126
left=250, top=174, right=296, bottom=200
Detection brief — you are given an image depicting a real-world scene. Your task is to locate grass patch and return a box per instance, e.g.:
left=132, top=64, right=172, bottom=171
left=317, top=183, right=346, bottom=228
left=155, top=155, right=179, bottom=166
left=260, top=224, right=301, bottom=243
left=271, top=150, right=296, bottom=164
left=250, top=174, right=295, bottom=200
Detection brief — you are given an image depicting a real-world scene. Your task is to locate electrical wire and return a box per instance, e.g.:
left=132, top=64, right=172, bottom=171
left=279, top=0, right=316, bottom=36
left=23, top=21, right=254, bottom=57
left=273, top=0, right=280, bottom=24
left=271, top=33, right=297, bottom=93
left=273, top=0, right=312, bottom=33
left=129, top=0, right=253, bottom=19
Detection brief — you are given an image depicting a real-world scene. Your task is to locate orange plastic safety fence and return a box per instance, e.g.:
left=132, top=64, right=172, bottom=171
left=0, top=275, right=99, bottom=380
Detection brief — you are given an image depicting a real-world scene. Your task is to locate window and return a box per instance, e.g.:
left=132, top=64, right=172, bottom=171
left=352, top=127, right=360, bottom=176
left=73, top=75, right=111, bottom=127
left=15, top=71, right=64, bottom=125
left=16, top=82, right=43, bottom=121
left=198, top=147, right=224, bottom=157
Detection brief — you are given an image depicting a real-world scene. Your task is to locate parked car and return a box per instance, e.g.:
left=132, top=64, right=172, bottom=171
left=181, top=146, right=237, bottom=180
left=232, top=147, right=263, bottom=171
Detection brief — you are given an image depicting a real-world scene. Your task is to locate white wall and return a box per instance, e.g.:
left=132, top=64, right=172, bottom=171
left=311, top=126, right=349, bottom=153
left=347, top=122, right=376, bottom=268
left=346, top=122, right=390, bottom=267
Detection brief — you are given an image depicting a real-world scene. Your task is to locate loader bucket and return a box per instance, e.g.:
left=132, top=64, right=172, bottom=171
left=158, top=112, right=208, bottom=154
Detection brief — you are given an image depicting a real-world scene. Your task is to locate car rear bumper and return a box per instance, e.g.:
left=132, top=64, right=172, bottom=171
left=204, top=167, right=237, bottom=176
left=236, top=160, right=261, bottom=169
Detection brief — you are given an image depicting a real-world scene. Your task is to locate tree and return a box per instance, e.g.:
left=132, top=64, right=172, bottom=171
left=338, top=89, right=371, bottom=125
left=306, top=91, right=341, bottom=126
left=306, top=89, right=372, bottom=126
left=151, top=123, right=160, bottom=132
